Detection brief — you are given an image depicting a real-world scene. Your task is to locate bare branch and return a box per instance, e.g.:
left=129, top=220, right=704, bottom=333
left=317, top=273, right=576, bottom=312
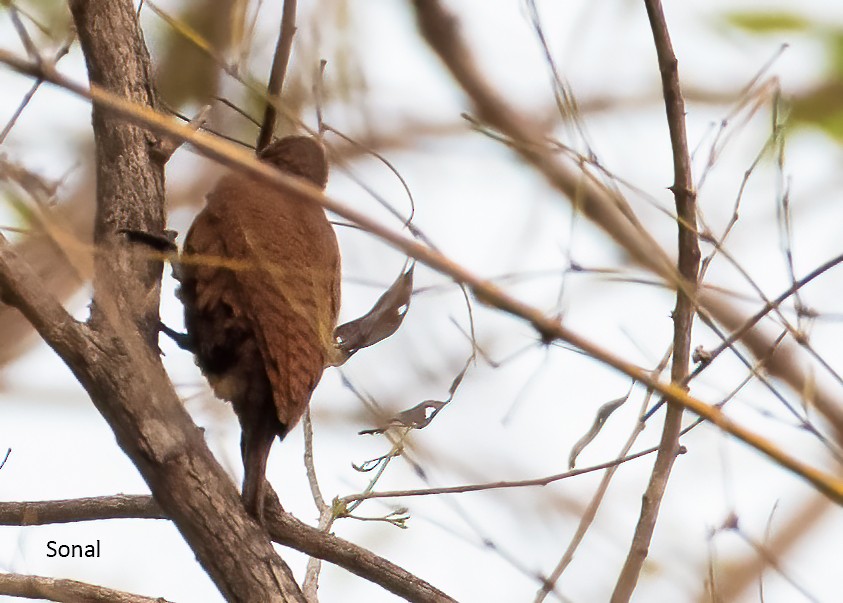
left=264, top=494, right=456, bottom=603
left=612, top=1, right=700, bottom=600
left=4, top=1, right=39, bottom=60
left=339, top=446, right=659, bottom=502
left=257, top=0, right=298, bottom=151
left=0, top=495, right=163, bottom=525
left=302, top=407, right=331, bottom=600
left=0, top=33, right=74, bottom=144
left=0, top=572, right=173, bottom=603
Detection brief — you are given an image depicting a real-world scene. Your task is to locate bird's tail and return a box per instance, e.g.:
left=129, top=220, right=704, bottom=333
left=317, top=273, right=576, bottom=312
left=241, top=413, right=286, bottom=524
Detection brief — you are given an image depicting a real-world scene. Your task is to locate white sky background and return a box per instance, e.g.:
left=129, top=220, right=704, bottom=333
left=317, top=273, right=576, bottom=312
left=3, top=0, right=843, bottom=601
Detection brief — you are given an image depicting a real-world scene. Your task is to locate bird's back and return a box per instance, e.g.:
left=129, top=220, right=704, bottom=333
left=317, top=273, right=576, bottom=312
left=181, top=170, right=341, bottom=431
left=178, top=136, right=340, bottom=519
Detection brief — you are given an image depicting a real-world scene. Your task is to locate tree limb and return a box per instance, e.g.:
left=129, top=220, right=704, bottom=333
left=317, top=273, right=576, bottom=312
left=0, top=495, right=163, bottom=525
left=0, top=572, right=172, bottom=603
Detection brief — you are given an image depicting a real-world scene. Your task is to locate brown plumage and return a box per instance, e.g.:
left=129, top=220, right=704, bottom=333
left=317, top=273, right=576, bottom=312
left=178, top=136, right=340, bottom=520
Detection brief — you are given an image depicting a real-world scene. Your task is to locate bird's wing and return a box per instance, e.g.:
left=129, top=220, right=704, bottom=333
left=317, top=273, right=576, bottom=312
left=181, top=203, right=254, bottom=379
left=207, top=173, right=341, bottom=428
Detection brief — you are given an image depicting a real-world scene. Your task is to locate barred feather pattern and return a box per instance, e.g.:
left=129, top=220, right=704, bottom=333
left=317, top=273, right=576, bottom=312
left=178, top=137, right=340, bottom=520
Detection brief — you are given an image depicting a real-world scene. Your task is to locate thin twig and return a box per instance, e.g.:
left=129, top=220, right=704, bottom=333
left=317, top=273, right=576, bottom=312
left=303, top=407, right=327, bottom=511
left=611, top=2, right=699, bottom=600
left=733, top=527, right=820, bottom=603
left=5, top=1, right=40, bottom=60
left=338, top=446, right=666, bottom=503
left=323, top=124, right=416, bottom=229
left=0, top=32, right=74, bottom=144
left=302, top=407, right=331, bottom=601
left=535, top=351, right=672, bottom=602
left=700, top=494, right=830, bottom=603
left=213, top=95, right=262, bottom=127
left=256, top=0, right=297, bottom=151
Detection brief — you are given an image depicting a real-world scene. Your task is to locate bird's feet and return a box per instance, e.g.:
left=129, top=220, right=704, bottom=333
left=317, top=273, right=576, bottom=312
left=159, top=321, right=194, bottom=353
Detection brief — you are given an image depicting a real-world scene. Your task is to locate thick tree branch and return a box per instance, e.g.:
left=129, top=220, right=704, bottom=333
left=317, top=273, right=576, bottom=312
left=0, top=572, right=172, bottom=603
left=68, top=0, right=166, bottom=344
left=264, top=495, right=454, bottom=603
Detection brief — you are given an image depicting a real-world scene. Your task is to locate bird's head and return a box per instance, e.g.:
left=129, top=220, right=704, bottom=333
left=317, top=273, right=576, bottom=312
left=259, top=135, right=329, bottom=189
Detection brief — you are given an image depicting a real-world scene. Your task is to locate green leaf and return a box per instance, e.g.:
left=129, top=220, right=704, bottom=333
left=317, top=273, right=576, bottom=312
left=829, top=33, right=843, bottom=76
left=723, top=11, right=811, bottom=34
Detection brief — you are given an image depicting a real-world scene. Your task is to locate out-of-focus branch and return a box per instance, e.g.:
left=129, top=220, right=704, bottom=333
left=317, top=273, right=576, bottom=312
left=0, top=233, right=93, bottom=364
left=1, top=48, right=841, bottom=504
left=0, top=572, right=172, bottom=603
left=407, top=0, right=843, bottom=449
left=701, top=495, right=830, bottom=602
left=411, top=0, right=674, bottom=279
left=612, top=2, right=700, bottom=601
left=0, top=169, right=94, bottom=368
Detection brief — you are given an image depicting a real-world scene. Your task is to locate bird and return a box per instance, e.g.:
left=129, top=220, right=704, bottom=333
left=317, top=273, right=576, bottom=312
left=177, top=135, right=341, bottom=521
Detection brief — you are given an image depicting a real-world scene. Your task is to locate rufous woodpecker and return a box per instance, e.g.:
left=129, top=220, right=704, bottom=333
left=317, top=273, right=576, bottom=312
left=178, top=136, right=341, bottom=521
